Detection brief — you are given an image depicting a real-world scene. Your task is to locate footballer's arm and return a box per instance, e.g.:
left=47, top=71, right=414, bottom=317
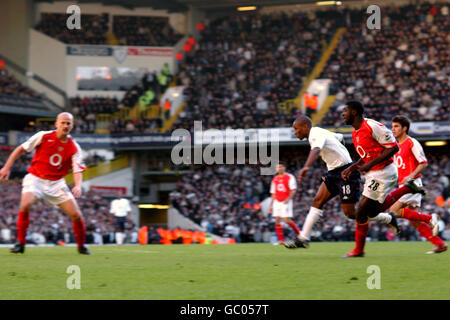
left=72, top=172, right=83, bottom=198
left=400, top=162, right=427, bottom=185
left=268, top=193, right=275, bottom=214
left=297, top=147, right=320, bottom=182
left=358, top=145, right=399, bottom=174
left=0, top=146, right=27, bottom=180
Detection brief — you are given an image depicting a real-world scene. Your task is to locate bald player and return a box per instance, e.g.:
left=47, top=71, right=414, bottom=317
left=0, top=112, right=91, bottom=255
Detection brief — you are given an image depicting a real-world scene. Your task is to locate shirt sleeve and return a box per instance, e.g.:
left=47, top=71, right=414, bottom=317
left=72, top=141, right=86, bottom=173
left=411, top=138, right=428, bottom=164
left=368, top=120, right=397, bottom=148
left=309, top=128, right=326, bottom=150
left=270, top=180, right=275, bottom=194
left=21, top=131, right=48, bottom=152
left=288, top=174, right=297, bottom=190
left=110, top=201, right=116, bottom=214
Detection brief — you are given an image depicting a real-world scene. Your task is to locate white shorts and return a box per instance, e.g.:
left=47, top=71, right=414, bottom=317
left=273, top=200, right=293, bottom=218
left=22, top=173, right=74, bottom=206
left=398, top=178, right=423, bottom=208
left=362, top=163, right=398, bottom=204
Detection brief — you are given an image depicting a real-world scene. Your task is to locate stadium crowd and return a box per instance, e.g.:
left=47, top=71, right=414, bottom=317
left=36, top=13, right=109, bottom=45
left=0, top=69, right=41, bottom=99
left=173, top=11, right=344, bottom=131
left=170, top=151, right=450, bottom=243
left=320, top=2, right=449, bottom=126
left=113, top=16, right=183, bottom=46
left=35, top=13, right=182, bottom=46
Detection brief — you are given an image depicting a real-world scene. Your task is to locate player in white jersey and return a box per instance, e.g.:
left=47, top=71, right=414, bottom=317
left=283, top=115, right=396, bottom=249
left=110, top=192, right=132, bottom=245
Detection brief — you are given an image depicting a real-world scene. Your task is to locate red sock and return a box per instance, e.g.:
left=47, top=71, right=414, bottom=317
left=16, top=210, right=30, bottom=245
left=72, top=219, right=86, bottom=249
left=288, top=220, right=300, bottom=236
left=416, top=222, right=445, bottom=247
left=380, top=185, right=411, bottom=211
left=275, top=224, right=284, bottom=242
left=354, top=221, right=369, bottom=253
left=401, top=208, right=431, bottom=223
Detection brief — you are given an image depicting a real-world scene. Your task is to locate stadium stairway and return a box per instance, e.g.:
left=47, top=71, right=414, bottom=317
left=161, top=101, right=186, bottom=133
left=64, top=155, right=129, bottom=185
left=279, top=27, right=346, bottom=124
left=106, top=33, right=119, bottom=45
left=312, top=95, right=336, bottom=125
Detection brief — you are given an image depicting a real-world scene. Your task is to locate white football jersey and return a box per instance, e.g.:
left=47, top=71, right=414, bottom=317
left=308, top=127, right=353, bottom=171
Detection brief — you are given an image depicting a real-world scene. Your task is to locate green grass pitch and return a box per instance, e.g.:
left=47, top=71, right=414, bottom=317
left=1, top=242, right=449, bottom=300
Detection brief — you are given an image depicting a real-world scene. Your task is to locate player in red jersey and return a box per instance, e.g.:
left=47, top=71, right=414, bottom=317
left=390, top=115, right=446, bottom=254
left=0, top=112, right=91, bottom=255
left=268, top=162, right=301, bottom=244
left=341, top=101, right=433, bottom=257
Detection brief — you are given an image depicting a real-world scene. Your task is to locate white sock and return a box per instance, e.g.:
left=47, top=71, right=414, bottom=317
left=370, top=212, right=392, bottom=224
left=120, top=232, right=126, bottom=244
left=300, top=207, right=323, bottom=240
left=115, top=232, right=122, bottom=245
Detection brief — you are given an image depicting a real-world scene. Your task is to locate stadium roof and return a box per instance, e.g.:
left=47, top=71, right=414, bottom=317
left=35, top=0, right=352, bottom=13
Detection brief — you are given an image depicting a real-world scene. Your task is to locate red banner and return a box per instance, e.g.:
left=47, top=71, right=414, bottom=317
left=127, top=47, right=173, bottom=57
left=90, top=186, right=126, bottom=196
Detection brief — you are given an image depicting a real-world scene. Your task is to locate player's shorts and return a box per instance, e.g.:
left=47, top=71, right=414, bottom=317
left=272, top=199, right=293, bottom=218
left=22, top=173, right=74, bottom=206
left=362, top=163, right=398, bottom=204
left=114, top=216, right=127, bottom=230
left=398, top=178, right=423, bottom=207
left=322, top=163, right=360, bottom=203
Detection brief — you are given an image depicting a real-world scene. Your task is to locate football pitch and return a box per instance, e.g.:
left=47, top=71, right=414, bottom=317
left=1, top=242, right=449, bottom=300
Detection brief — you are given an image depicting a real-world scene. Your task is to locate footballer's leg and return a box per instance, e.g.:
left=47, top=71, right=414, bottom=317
left=58, top=199, right=91, bottom=255
left=274, top=215, right=284, bottom=244
left=284, top=183, right=333, bottom=249
left=342, top=197, right=379, bottom=258
left=10, top=192, right=38, bottom=254
left=402, top=205, right=447, bottom=254
left=301, top=182, right=333, bottom=240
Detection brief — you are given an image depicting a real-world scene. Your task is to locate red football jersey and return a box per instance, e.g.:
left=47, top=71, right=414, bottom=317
left=21, top=131, right=86, bottom=180
left=394, top=136, right=427, bottom=182
left=270, top=173, right=297, bottom=202
left=352, top=119, right=398, bottom=171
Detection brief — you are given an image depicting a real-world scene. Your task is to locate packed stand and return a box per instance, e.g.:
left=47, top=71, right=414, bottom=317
left=320, top=2, right=449, bottom=126
left=170, top=151, right=450, bottom=243
left=173, top=11, right=345, bottom=131
left=0, top=179, right=137, bottom=245
left=113, top=16, right=183, bottom=46
left=0, top=69, right=42, bottom=99
left=35, top=13, right=108, bottom=45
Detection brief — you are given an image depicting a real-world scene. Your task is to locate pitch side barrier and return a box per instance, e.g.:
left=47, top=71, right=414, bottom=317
left=12, top=122, right=450, bottom=149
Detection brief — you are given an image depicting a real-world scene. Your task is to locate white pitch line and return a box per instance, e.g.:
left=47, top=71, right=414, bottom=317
left=94, top=248, right=160, bottom=254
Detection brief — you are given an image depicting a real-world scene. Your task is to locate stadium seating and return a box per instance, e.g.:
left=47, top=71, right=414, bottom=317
left=113, top=15, right=182, bottom=46
left=35, top=13, right=108, bottom=45
left=35, top=13, right=182, bottom=46
left=0, top=69, right=41, bottom=98
left=172, top=11, right=341, bottom=131
left=319, top=2, right=449, bottom=126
